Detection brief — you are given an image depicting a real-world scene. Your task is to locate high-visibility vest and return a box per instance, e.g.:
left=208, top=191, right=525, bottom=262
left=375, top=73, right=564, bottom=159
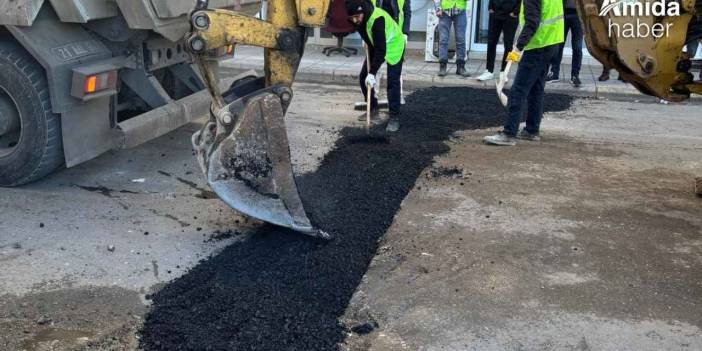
left=365, top=7, right=405, bottom=65
left=519, top=0, right=564, bottom=51
left=440, top=0, right=467, bottom=10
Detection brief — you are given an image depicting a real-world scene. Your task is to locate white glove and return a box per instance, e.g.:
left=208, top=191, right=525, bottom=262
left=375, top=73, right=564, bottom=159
left=403, top=34, right=408, bottom=43
left=365, top=74, right=377, bottom=89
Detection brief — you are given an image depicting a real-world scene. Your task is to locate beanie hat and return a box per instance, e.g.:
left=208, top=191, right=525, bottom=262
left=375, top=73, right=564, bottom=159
left=345, top=0, right=370, bottom=16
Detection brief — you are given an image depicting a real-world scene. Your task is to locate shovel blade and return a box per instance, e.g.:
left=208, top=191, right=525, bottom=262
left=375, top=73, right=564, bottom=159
left=193, top=87, right=329, bottom=239
left=496, top=61, right=512, bottom=107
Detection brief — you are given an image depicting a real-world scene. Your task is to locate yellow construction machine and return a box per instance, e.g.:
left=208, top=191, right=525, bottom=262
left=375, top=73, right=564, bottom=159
left=185, top=0, right=700, bottom=236
left=576, top=0, right=702, bottom=100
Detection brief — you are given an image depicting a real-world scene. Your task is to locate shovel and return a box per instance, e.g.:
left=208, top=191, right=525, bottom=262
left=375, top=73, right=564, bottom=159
left=347, top=44, right=389, bottom=143
left=365, top=44, right=372, bottom=130
left=496, top=46, right=522, bottom=107
left=496, top=60, right=512, bottom=107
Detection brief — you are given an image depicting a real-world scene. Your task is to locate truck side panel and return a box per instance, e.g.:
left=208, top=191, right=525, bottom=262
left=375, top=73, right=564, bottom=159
left=48, top=0, right=119, bottom=23
left=7, top=5, right=118, bottom=167
left=0, top=0, right=44, bottom=26
left=7, top=6, right=112, bottom=113
left=115, top=0, right=236, bottom=42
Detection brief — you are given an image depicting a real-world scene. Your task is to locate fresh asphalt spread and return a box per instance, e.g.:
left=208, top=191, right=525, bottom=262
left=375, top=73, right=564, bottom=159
left=139, top=87, right=575, bottom=350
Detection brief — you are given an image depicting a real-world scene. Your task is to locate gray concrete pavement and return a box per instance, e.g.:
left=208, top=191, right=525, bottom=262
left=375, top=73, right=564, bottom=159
left=341, top=98, right=702, bottom=351
left=1, top=82, right=701, bottom=350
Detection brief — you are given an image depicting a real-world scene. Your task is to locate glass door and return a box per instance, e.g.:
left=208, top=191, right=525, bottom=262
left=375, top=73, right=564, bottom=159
left=469, top=0, right=490, bottom=51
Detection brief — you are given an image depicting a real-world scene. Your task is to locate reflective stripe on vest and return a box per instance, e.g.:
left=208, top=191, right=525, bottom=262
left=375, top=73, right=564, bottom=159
left=366, top=7, right=405, bottom=65
left=518, top=0, right=564, bottom=51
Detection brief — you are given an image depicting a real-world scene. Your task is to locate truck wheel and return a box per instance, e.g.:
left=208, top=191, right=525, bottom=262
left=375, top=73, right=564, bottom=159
left=0, top=40, right=63, bottom=186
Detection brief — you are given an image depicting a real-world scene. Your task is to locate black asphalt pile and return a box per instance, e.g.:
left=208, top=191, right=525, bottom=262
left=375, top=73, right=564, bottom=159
left=140, top=87, right=574, bottom=350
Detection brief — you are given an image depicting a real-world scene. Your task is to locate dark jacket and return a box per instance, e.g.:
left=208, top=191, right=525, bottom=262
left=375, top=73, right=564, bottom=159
left=358, top=14, right=388, bottom=74
left=489, top=0, right=520, bottom=18
left=376, top=0, right=411, bottom=35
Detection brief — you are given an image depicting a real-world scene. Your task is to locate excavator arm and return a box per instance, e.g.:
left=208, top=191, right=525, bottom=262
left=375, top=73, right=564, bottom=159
left=576, top=0, right=701, bottom=101
left=185, top=0, right=331, bottom=238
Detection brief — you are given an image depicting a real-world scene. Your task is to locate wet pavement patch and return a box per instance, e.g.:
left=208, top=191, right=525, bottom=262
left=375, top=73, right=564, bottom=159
left=175, top=177, right=218, bottom=200
left=139, top=87, right=575, bottom=350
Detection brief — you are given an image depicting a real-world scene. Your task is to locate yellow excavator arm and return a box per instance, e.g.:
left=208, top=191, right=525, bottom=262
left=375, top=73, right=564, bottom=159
left=576, top=0, right=701, bottom=101
left=185, top=0, right=331, bottom=238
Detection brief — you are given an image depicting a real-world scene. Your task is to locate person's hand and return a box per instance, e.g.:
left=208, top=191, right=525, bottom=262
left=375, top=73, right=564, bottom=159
left=435, top=8, right=443, bottom=17
left=365, top=74, right=377, bottom=90
left=510, top=12, right=517, bottom=18
left=488, top=9, right=494, bottom=13
left=506, top=50, right=521, bottom=62
left=403, top=34, right=408, bottom=43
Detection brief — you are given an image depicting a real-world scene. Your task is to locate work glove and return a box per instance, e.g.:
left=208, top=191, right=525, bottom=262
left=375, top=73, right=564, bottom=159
left=403, top=34, right=408, bottom=43
left=365, top=74, right=378, bottom=90
left=506, top=50, right=522, bottom=63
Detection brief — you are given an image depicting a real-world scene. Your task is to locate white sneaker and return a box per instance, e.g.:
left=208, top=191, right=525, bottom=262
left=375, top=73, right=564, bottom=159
left=483, top=132, right=516, bottom=146
left=476, top=70, right=494, bottom=81
left=500, top=71, right=508, bottom=82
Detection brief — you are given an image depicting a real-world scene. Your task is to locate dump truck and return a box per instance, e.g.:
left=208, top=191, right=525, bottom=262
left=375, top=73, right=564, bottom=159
left=0, top=0, right=242, bottom=187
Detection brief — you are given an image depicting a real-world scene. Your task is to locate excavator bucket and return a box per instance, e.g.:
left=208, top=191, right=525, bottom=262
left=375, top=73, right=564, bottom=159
left=185, top=0, right=331, bottom=238
left=192, top=78, right=329, bottom=239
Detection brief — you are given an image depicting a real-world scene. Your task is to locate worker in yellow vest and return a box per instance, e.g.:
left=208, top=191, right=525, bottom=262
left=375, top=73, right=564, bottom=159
left=435, top=0, right=469, bottom=76
left=347, top=0, right=406, bottom=132
left=376, top=0, right=411, bottom=105
left=376, top=0, right=411, bottom=40
left=483, top=0, right=564, bottom=146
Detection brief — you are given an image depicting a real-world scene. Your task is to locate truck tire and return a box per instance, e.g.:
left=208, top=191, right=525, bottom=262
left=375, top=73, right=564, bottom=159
left=0, top=40, right=64, bottom=186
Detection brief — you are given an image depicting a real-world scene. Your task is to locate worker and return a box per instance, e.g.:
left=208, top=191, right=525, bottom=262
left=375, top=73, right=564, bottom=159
left=347, top=0, right=406, bottom=132
left=434, top=0, right=469, bottom=76
left=376, top=0, right=411, bottom=40
left=545, top=0, right=582, bottom=87
left=483, top=0, right=564, bottom=146
left=476, top=0, right=520, bottom=82
left=356, top=0, right=409, bottom=117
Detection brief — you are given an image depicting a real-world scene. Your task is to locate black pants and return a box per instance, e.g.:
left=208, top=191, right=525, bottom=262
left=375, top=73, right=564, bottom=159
left=486, top=15, right=518, bottom=73
left=549, top=11, right=583, bottom=77
left=503, top=45, right=559, bottom=136
left=359, top=58, right=404, bottom=116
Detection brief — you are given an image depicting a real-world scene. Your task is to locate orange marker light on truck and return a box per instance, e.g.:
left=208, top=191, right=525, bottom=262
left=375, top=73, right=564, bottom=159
left=85, top=75, right=98, bottom=93
left=83, top=71, right=117, bottom=95
left=71, top=65, right=119, bottom=101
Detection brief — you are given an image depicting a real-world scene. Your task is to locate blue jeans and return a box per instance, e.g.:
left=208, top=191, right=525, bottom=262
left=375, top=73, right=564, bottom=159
left=438, top=10, right=467, bottom=62
left=549, top=11, right=583, bottom=77
left=503, top=44, right=559, bottom=136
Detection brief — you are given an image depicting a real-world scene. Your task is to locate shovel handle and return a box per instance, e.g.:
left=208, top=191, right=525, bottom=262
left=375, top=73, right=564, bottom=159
left=496, top=46, right=518, bottom=107
left=364, top=44, right=371, bottom=128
